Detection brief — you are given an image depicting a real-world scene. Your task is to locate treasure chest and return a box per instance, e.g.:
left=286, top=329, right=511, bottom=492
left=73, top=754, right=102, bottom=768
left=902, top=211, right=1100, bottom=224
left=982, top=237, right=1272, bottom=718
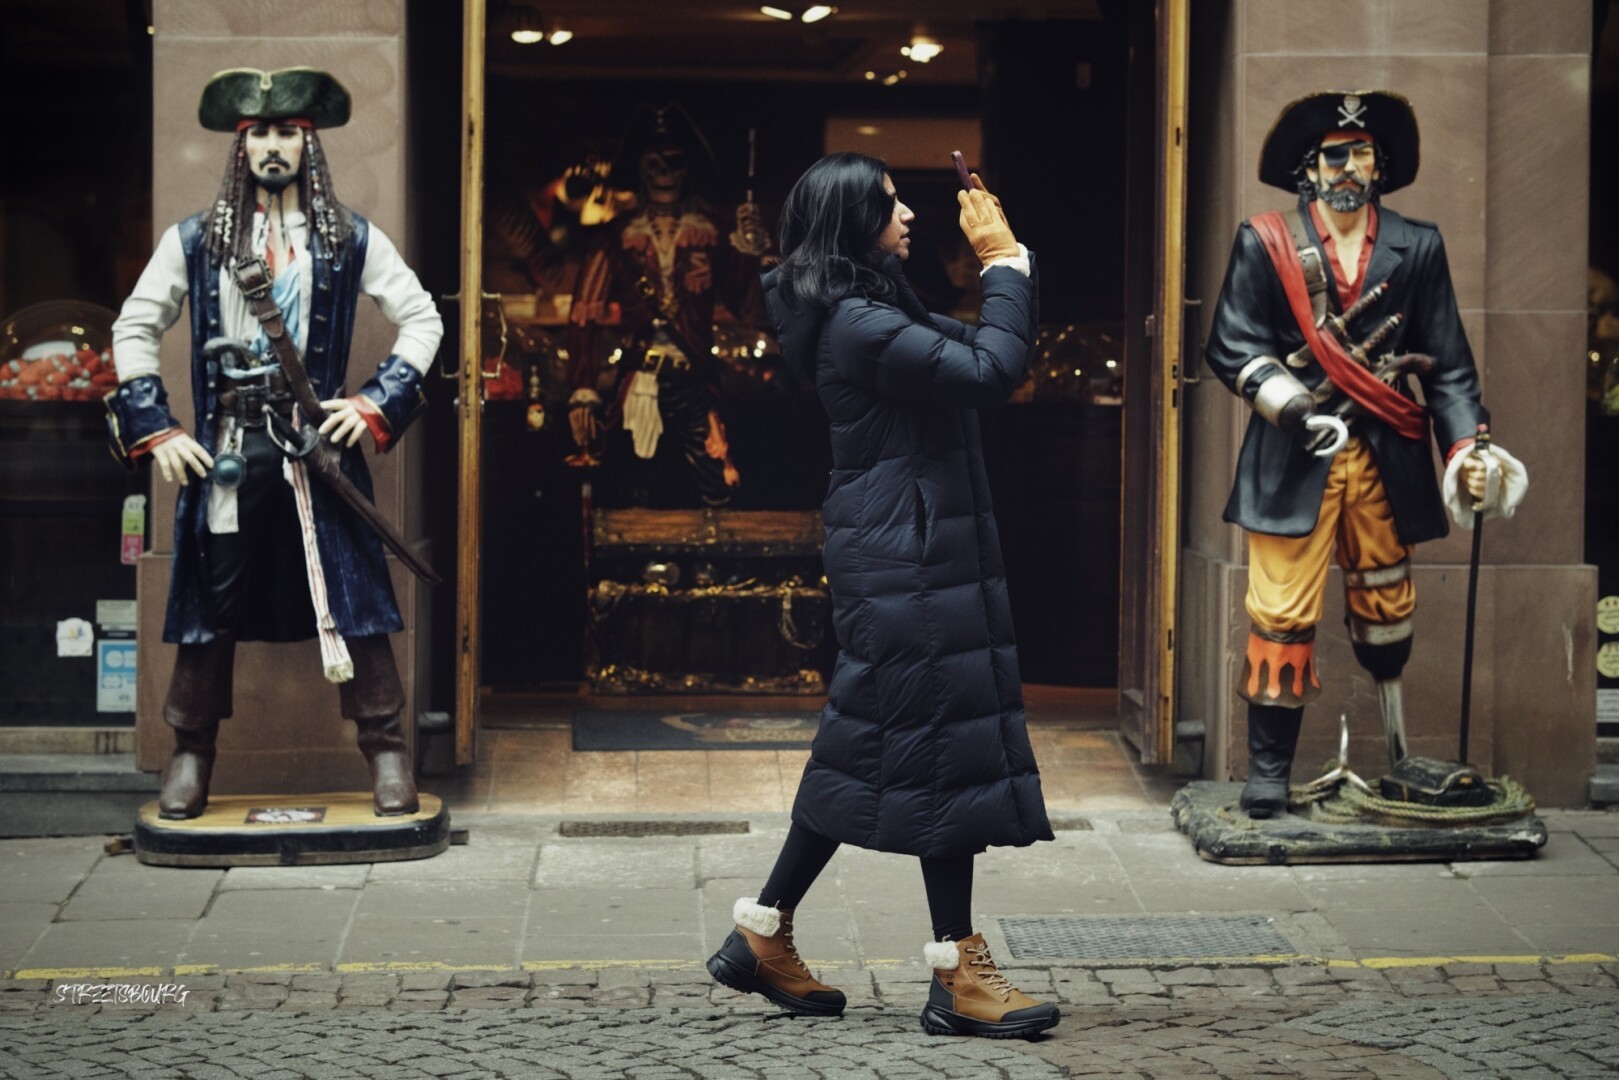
left=586, top=509, right=832, bottom=694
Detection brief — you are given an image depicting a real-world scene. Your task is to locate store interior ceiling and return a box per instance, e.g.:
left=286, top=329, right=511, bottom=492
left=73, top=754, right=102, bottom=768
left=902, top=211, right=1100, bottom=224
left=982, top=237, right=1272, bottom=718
left=490, top=0, right=1103, bottom=84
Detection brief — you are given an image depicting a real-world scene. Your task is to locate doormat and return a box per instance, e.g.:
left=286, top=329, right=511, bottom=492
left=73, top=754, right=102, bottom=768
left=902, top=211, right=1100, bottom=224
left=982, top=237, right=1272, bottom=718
left=572, top=711, right=820, bottom=751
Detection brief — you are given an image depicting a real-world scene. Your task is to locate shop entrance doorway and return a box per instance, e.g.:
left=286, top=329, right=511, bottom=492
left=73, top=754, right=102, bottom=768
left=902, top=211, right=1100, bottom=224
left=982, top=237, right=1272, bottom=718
left=424, top=0, right=1187, bottom=777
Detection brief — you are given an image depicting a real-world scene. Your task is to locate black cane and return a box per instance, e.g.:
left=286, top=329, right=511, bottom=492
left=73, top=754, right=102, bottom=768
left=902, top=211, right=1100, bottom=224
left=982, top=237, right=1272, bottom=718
left=1458, top=426, right=1491, bottom=764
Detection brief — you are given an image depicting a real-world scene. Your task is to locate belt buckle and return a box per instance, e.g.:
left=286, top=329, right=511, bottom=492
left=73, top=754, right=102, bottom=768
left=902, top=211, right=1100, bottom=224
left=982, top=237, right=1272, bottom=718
left=233, top=255, right=274, bottom=299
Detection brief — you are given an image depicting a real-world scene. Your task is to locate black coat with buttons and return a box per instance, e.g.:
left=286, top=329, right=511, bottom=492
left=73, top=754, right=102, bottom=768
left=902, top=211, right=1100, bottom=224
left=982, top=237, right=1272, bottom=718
left=764, top=257, right=1054, bottom=857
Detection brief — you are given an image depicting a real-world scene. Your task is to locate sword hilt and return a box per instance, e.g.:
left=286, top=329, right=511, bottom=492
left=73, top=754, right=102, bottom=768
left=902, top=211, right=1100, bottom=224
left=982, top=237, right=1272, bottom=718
left=1357, top=314, right=1401, bottom=360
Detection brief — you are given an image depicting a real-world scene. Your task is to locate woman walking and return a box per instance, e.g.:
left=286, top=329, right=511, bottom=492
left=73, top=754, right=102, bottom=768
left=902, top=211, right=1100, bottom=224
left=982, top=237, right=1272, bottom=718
left=706, top=153, right=1058, bottom=1039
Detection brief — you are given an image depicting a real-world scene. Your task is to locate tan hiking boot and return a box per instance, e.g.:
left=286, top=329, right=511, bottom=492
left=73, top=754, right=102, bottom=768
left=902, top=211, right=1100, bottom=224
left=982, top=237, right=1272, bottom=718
left=706, top=898, right=846, bottom=1016
left=921, top=932, right=1060, bottom=1039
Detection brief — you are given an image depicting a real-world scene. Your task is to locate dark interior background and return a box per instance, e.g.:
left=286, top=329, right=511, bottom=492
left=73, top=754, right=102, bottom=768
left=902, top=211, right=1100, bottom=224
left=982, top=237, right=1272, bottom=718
left=414, top=2, right=1133, bottom=695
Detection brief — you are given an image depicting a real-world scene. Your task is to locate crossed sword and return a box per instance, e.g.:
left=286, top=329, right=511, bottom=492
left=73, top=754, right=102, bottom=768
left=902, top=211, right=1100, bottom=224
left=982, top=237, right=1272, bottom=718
left=1292, top=280, right=1436, bottom=456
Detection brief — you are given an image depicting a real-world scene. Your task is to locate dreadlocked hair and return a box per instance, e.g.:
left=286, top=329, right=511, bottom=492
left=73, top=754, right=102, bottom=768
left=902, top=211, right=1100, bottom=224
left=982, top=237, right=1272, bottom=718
left=203, top=128, right=354, bottom=263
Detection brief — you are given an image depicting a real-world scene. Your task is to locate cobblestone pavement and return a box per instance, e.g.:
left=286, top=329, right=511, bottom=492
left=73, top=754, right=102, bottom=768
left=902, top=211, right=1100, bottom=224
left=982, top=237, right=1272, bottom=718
left=1, top=963, right=1616, bottom=1078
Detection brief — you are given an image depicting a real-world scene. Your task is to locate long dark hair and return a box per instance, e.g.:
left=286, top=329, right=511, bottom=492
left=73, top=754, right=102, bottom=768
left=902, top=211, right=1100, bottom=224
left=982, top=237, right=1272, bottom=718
left=203, top=127, right=354, bottom=264
left=776, top=152, right=897, bottom=309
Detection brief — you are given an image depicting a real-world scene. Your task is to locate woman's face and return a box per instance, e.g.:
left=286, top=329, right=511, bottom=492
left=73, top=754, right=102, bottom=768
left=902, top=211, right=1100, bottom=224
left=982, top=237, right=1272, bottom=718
left=875, top=174, right=914, bottom=261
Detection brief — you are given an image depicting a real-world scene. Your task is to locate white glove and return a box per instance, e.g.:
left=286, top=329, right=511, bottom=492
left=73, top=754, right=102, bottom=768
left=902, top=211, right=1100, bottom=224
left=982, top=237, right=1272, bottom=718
left=1443, top=442, right=1529, bottom=529
left=623, top=370, right=663, bottom=459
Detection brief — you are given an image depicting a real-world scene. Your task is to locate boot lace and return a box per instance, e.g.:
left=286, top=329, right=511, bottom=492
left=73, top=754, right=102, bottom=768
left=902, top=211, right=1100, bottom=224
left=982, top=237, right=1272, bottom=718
left=778, top=917, right=811, bottom=976
left=965, top=942, right=1017, bottom=1000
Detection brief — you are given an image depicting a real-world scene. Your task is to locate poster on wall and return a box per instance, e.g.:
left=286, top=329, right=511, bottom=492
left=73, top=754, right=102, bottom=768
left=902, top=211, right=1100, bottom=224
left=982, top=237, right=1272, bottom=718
left=96, top=639, right=136, bottom=713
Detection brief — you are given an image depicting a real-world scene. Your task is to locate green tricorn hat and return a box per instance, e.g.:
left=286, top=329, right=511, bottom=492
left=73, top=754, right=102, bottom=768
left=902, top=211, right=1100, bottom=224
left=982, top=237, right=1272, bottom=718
left=1259, top=90, right=1420, bottom=195
left=198, top=67, right=351, bottom=132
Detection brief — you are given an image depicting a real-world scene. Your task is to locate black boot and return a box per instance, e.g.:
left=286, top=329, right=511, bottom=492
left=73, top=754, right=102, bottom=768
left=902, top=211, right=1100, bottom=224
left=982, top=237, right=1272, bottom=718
left=158, top=633, right=236, bottom=820
left=1239, top=703, right=1304, bottom=819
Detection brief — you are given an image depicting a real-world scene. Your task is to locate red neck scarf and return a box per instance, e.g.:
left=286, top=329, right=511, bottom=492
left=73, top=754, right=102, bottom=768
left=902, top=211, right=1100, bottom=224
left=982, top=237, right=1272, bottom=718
left=1250, top=210, right=1425, bottom=441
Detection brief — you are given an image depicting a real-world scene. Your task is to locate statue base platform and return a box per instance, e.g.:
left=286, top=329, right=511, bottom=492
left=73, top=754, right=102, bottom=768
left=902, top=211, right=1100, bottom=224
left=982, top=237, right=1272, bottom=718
left=133, top=792, right=451, bottom=868
left=1171, top=781, right=1547, bottom=866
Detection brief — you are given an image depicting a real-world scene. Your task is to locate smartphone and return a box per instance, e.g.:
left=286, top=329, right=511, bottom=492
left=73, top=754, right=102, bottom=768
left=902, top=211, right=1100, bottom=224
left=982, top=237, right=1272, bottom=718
left=950, top=150, right=973, bottom=192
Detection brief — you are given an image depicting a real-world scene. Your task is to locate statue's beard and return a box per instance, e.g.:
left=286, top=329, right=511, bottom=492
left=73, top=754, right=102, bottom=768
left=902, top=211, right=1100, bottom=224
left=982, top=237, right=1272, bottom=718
left=254, top=167, right=297, bottom=194
left=1316, top=176, right=1375, bottom=212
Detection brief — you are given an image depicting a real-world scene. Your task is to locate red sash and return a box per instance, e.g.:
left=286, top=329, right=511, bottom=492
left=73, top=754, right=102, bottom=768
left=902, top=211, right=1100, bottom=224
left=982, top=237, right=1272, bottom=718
left=1250, top=211, right=1426, bottom=441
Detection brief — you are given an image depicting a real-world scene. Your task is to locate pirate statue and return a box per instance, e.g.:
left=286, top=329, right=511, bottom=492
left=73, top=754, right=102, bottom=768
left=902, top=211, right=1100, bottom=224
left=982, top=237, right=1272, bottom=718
left=106, top=68, right=443, bottom=818
left=1205, top=91, right=1528, bottom=818
left=567, top=104, right=768, bottom=506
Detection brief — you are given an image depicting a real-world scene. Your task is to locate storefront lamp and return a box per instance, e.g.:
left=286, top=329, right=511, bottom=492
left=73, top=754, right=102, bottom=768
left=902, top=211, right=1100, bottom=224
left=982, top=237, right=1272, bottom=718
left=801, top=5, right=835, bottom=22
left=548, top=28, right=573, bottom=45
left=760, top=6, right=794, bottom=19
left=901, top=39, right=942, bottom=63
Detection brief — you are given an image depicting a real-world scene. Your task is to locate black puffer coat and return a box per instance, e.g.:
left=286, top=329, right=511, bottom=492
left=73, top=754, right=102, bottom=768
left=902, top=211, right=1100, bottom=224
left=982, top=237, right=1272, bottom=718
left=764, top=257, right=1054, bottom=857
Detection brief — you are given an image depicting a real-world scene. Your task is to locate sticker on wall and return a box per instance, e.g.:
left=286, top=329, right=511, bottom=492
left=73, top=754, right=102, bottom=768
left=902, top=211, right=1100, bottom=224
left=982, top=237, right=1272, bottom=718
left=1598, top=596, right=1619, bottom=636
left=56, top=618, right=94, bottom=658
left=1599, top=689, right=1619, bottom=724
left=96, top=599, right=138, bottom=632
left=1599, top=641, right=1619, bottom=681
left=121, top=494, right=147, bottom=566
left=96, top=638, right=137, bottom=712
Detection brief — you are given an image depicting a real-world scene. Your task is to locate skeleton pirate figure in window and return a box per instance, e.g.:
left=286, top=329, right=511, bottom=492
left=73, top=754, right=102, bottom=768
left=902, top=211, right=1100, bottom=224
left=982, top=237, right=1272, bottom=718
left=1205, top=91, right=1528, bottom=818
left=566, top=104, right=769, bottom=506
left=105, top=68, right=443, bottom=819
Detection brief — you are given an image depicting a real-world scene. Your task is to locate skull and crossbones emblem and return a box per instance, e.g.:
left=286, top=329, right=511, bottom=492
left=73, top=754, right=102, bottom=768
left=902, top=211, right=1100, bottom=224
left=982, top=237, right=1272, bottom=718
left=1337, top=94, right=1368, bottom=128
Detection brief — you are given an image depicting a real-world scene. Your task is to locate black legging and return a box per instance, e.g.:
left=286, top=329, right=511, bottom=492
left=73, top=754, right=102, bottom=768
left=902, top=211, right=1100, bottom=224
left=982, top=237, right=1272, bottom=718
left=756, top=822, right=975, bottom=943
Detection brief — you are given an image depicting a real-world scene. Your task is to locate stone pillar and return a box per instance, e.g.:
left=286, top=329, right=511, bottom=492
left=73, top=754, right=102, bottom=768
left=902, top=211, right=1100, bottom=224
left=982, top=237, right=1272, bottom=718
left=135, top=0, right=432, bottom=793
left=1181, top=0, right=1595, bottom=804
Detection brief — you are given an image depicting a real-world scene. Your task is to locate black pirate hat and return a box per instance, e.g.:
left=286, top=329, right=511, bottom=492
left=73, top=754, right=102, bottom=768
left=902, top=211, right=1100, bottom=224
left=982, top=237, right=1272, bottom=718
left=198, top=67, right=352, bottom=132
left=608, top=103, right=721, bottom=197
left=1259, top=91, right=1420, bottom=194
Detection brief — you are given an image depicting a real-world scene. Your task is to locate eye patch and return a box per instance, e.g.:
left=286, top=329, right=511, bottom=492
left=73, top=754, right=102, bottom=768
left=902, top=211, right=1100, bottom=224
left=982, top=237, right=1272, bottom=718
left=1319, top=141, right=1373, bottom=168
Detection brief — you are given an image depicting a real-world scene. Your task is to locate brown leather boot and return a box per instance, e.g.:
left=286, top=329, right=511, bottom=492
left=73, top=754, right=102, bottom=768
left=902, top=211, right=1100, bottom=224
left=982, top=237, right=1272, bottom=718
left=353, top=714, right=419, bottom=816
left=706, top=898, right=846, bottom=1016
left=158, top=722, right=219, bottom=820
left=340, top=635, right=417, bottom=816
left=922, top=933, right=1060, bottom=1039
left=158, top=633, right=236, bottom=820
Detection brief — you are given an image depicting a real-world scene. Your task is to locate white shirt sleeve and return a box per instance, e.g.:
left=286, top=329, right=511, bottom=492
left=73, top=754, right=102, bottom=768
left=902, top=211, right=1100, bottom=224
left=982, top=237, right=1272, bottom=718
left=980, top=242, right=1031, bottom=279
left=360, top=225, right=444, bottom=376
left=111, top=224, right=188, bottom=382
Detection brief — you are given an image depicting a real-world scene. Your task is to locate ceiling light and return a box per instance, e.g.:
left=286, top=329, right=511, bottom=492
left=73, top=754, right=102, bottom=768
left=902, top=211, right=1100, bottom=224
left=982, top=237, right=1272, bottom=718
left=509, top=6, right=544, bottom=44
left=856, top=125, right=880, bottom=136
left=801, top=5, right=835, bottom=22
left=901, top=37, right=942, bottom=63
left=760, top=5, right=794, bottom=18
left=548, top=28, right=573, bottom=44
left=881, top=70, right=907, bottom=86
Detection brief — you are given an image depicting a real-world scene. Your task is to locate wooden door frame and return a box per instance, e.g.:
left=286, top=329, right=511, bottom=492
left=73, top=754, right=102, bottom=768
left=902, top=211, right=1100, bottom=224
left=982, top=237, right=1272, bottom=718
left=1118, top=0, right=1189, bottom=765
left=453, top=0, right=487, bottom=765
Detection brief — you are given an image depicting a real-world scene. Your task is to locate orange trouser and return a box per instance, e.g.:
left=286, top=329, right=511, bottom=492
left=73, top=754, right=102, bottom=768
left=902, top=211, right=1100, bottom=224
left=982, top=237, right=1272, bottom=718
left=1241, top=436, right=1415, bottom=706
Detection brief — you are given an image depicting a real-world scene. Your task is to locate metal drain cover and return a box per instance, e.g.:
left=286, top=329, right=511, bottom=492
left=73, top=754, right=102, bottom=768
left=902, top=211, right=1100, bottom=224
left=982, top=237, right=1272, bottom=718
left=999, top=915, right=1299, bottom=962
left=558, top=819, right=749, bottom=838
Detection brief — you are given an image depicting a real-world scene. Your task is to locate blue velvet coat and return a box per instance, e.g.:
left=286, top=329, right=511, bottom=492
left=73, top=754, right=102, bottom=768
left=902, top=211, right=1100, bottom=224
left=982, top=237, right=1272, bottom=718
left=106, top=212, right=427, bottom=645
left=765, top=258, right=1054, bottom=857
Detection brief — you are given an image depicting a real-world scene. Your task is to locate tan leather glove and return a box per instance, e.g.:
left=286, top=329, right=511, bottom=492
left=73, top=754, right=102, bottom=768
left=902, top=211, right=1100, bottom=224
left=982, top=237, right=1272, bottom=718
left=957, top=181, right=1019, bottom=266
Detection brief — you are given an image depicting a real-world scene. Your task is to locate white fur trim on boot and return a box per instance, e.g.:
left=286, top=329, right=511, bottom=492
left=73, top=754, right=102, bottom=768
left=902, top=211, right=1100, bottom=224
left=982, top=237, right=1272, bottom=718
left=924, top=940, right=961, bottom=970
left=733, top=897, right=782, bottom=937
